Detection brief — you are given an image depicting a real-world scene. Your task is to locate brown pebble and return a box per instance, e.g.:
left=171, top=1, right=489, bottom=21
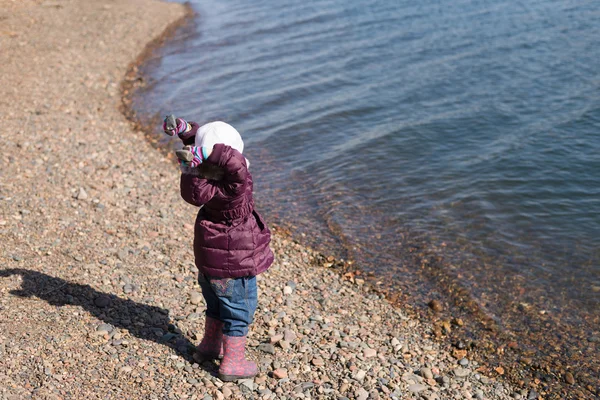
left=428, top=300, right=443, bottom=312
left=272, top=368, right=288, bottom=379
left=565, top=372, right=575, bottom=385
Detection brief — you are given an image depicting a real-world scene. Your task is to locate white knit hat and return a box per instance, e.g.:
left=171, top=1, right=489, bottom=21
left=195, top=121, right=244, bottom=154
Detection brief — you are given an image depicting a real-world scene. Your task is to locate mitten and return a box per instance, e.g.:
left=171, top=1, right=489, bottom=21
left=163, top=114, right=189, bottom=137
left=176, top=146, right=211, bottom=168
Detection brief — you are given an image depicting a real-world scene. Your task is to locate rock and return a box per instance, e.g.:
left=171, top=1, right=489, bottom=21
left=190, top=291, right=202, bottom=305
left=279, top=340, right=290, bottom=350
left=96, top=324, right=113, bottom=334
left=283, top=329, right=297, bottom=343
left=270, top=334, right=283, bottom=344
left=428, top=299, right=443, bottom=312
left=455, top=340, right=467, bottom=350
left=311, top=357, right=324, bottom=367
left=222, top=386, right=233, bottom=398
left=258, top=343, right=275, bottom=354
left=77, top=188, right=88, bottom=200
left=272, top=368, right=287, bottom=379
left=565, top=372, right=575, bottom=385
left=408, top=384, right=427, bottom=393
left=283, top=286, right=293, bottom=295
left=453, top=368, right=470, bottom=378
left=354, top=370, right=366, bottom=382
left=238, top=379, right=254, bottom=391
left=286, top=280, right=297, bottom=290
left=420, top=367, right=433, bottom=379
left=187, top=313, right=200, bottom=321
left=363, top=348, right=377, bottom=358
left=117, top=250, right=128, bottom=261
left=355, top=388, right=369, bottom=400
left=452, top=348, right=467, bottom=359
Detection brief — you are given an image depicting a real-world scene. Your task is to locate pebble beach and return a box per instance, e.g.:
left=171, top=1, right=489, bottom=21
left=0, top=0, right=585, bottom=399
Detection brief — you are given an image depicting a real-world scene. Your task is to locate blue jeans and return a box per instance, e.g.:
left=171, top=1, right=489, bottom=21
left=198, top=274, right=258, bottom=337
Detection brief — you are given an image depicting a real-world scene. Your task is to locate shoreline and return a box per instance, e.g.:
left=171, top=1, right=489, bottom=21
left=121, top=4, right=599, bottom=398
left=121, top=5, right=599, bottom=399
left=0, top=0, right=590, bottom=399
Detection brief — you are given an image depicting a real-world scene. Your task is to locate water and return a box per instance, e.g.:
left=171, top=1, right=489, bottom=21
left=131, top=0, right=600, bottom=386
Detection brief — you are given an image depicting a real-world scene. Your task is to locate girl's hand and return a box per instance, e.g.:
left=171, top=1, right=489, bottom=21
left=163, top=115, right=189, bottom=136
left=176, top=146, right=212, bottom=168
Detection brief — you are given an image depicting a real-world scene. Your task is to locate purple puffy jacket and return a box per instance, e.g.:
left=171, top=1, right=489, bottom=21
left=180, top=143, right=274, bottom=278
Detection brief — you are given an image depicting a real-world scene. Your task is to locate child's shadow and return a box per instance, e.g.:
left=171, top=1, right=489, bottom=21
left=0, top=268, right=209, bottom=369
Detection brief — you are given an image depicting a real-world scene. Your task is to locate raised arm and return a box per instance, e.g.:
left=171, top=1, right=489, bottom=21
left=206, top=144, right=248, bottom=196
left=178, top=143, right=248, bottom=201
left=180, top=174, right=217, bottom=207
left=163, top=115, right=199, bottom=146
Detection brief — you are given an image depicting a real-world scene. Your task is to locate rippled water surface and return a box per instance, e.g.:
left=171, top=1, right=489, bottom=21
left=132, top=0, right=600, bottom=384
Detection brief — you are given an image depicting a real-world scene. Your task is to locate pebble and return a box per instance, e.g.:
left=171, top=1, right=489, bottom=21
left=272, top=369, right=288, bottom=379
left=0, top=2, right=530, bottom=398
left=420, top=367, right=433, bottom=379
left=222, top=387, right=233, bottom=398
left=270, top=334, right=283, bottom=344
left=454, top=368, right=471, bottom=378
left=187, top=313, right=200, bottom=321
left=565, top=372, right=575, bottom=385
left=190, top=291, right=202, bottom=305
left=363, top=348, right=377, bottom=358
left=356, top=388, right=369, bottom=400
left=258, top=343, right=275, bottom=354
left=428, top=300, right=443, bottom=312
left=77, top=188, right=88, bottom=200
left=238, top=379, right=254, bottom=391
left=354, top=370, right=367, bottom=381
left=123, top=283, right=134, bottom=294
left=96, top=324, right=113, bottom=334
left=408, top=384, right=427, bottom=393
left=311, top=357, right=324, bottom=367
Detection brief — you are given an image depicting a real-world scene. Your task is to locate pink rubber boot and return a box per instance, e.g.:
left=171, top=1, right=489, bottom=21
left=218, top=335, right=258, bottom=381
left=194, top=316, right=224, bottom=361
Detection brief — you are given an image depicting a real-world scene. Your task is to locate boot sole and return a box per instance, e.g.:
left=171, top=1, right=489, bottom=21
left=218, top=373, right=257, bottom=382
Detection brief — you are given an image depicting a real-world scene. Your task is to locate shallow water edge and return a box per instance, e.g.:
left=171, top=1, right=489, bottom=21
left=119, top=8, right=598, bottom=398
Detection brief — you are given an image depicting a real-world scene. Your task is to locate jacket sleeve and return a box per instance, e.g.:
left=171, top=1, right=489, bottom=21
left=205, top=143, right=248, bottom=197
left=178, top=121, right=199, bottom=146
left=180, top=174, right=217, bottom=207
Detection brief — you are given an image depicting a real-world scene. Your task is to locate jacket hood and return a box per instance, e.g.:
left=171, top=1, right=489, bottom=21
left=195, top=121, right=244, bottom=154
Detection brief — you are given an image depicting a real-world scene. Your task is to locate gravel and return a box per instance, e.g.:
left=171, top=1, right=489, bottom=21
left=0, top=0, right=525, bottom=399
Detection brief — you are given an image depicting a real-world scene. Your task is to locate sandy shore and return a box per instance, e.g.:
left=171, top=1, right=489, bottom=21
left=0, top=0, right=575, bottom=399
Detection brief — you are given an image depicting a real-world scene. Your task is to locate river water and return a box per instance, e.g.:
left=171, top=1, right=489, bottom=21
left=130, top=0, right=600, bottom=388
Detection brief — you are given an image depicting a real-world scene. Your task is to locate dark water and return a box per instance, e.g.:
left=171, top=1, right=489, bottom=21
left=132, top=0, right=600, bottom=387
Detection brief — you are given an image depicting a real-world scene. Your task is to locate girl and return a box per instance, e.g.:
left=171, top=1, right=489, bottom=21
left=164, top=115, right=274, bottom=381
